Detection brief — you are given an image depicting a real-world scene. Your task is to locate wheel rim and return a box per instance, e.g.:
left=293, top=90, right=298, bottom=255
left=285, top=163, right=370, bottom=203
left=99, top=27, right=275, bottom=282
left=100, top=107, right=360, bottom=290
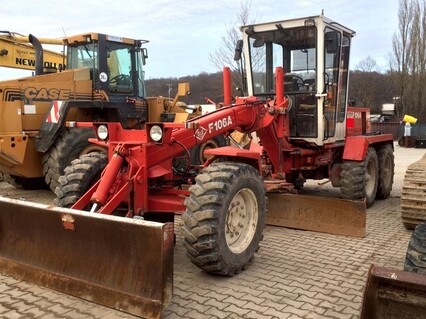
left=225, top=188, right=258, bottom=254
left=365, top=158, right=377, bottom=197
left=199, top=139, right=221, bottom=163
left=382, top=154, right=392, bottom=186
left=80, top=145, right=107, bottom=156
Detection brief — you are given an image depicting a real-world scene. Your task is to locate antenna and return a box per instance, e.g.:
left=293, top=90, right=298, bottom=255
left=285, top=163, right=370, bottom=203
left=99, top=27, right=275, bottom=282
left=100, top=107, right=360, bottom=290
left=61, top=27, right=67, bottom=38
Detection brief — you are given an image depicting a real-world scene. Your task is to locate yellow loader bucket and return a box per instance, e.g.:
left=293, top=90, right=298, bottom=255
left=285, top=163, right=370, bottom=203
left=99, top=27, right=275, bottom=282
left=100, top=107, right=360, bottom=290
left=360, top=265, right=426, bottom=318
left=0, top=197, right=173, bottom=319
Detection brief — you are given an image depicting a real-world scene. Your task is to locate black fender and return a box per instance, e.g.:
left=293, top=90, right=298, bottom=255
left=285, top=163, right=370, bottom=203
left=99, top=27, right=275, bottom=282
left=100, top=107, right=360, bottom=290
left=36, top=100, right=72, bottom=153
left=36, top=99, right=147, bottom=153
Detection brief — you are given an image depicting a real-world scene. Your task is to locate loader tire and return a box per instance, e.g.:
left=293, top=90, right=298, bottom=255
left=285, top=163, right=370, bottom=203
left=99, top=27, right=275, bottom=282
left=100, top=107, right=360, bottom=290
left=182, top=162, right=266, bottom=276
left=3, top=174, right=48, bottom=190
left=43, top=128, right=106, bottom=192
left=376, top=144, right=394, bottom=199
left=340, top=147, right=378, bottom=207
left=404, top=223, right=426, bottom=274
left=190, top=135, right=227, bottom=165
left=55, top=152, right=108, bottom=208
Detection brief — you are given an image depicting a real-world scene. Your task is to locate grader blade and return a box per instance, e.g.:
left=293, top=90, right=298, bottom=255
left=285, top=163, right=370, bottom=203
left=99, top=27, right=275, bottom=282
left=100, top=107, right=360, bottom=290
left=360, top=265, right=426, bottom=319
left=0, top=197, right=173, bottom=319
left=266, top=193, right=366, bottom=237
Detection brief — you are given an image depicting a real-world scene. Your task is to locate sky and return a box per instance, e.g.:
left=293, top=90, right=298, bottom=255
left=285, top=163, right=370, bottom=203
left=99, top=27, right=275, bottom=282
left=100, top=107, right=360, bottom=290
left=0, top=0, right=400, bottom=81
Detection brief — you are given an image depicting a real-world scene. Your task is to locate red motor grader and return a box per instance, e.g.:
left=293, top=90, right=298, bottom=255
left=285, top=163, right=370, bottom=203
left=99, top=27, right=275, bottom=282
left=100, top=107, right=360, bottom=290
left=0, top=15, right=394, bottom=319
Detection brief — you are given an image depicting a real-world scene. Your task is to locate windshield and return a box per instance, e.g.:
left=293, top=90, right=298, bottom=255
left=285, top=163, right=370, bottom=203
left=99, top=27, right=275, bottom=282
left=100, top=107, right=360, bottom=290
left=66, top=40, right=146, bottom=98
left=106, top=42, right=133, bottom=93
left=67, top=42, right=97, bottom=70
left=249, top=25, right=318, bottom=138
left=249, top=26, right=317, bottom=96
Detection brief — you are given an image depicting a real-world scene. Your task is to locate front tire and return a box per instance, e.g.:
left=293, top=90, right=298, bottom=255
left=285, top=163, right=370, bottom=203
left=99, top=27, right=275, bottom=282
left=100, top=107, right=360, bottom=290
left=182, top=162, right=266, bottom=276
left=43, top=128, right=106, bottom=192
left=54, top=153, right=107, bottom=208
left=340, top=147, right=378, bottom=207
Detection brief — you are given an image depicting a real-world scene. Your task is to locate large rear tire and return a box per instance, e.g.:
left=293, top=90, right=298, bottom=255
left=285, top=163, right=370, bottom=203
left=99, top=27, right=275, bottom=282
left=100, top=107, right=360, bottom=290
left=43, top=128, right=106, bottom=192
left=376, top=144, right=394, bottom=199
left=340, top=147, right=378, bottom=207
left=54, top=153, right=108, bottom=208
left=404, top=223, right=426, bottom=274
left=182, top=162, right=266, bottom=276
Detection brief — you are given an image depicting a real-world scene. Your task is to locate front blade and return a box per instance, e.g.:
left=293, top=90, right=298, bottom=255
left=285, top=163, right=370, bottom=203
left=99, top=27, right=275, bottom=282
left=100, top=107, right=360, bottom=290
left=0, top=197, right=173, bottom=319
left=266, top=193, right=366, bottom=237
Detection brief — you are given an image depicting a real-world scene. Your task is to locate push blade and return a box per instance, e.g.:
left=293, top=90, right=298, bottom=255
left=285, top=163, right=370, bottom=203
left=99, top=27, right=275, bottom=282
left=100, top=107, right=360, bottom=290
left=0, top=197, right=173, bottom=319
left=266, top=193, right=366, bottom=237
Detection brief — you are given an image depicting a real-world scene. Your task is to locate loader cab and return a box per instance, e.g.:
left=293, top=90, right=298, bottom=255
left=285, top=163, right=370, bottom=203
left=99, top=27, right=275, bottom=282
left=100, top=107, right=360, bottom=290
left=65, top=33, right=148, bottom=102
left=239, top=16, right=355, bottom=146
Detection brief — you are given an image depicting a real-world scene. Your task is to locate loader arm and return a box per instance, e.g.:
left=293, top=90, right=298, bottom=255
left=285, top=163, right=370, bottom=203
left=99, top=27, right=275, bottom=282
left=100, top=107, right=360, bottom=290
left=0, top=31, right=65, bottom=71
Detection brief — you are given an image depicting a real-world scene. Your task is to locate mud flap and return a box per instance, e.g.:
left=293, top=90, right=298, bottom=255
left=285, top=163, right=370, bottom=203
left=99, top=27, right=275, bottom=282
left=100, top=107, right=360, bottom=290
left=266, top=193, right=366, bottom=237
left=360, top=265, right=426, bottom=319
left=0, top=197, right=173, bottom=319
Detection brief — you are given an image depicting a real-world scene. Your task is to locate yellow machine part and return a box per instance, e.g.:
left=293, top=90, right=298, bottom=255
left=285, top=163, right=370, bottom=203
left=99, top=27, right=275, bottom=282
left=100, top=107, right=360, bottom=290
left=0, top=197, right=173, bottom=319
left=0, top=68, right=92, bottom=177
left=0, top=35, right=64, bottom=71
left=401, top=153, right=426, bottom=229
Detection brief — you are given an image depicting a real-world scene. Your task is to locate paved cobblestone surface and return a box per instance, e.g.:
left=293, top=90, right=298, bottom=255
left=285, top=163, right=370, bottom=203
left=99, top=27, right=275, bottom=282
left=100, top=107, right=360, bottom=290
left=0, top=143, right=425, bottom=319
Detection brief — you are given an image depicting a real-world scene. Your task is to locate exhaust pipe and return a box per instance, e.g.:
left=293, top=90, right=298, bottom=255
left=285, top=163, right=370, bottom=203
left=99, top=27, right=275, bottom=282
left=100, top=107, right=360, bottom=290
left=29, top=34, right=44, bottom=75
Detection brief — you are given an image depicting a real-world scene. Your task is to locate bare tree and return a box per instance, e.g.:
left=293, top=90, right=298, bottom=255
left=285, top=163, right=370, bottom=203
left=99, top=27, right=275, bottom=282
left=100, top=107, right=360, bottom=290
left=357, top=56, right=379, bottom=73
left=389, top=0, right=426, bottom=120
left=351, top=57, right=380, bottom=108
left=209, top=0, right=259, bottom=92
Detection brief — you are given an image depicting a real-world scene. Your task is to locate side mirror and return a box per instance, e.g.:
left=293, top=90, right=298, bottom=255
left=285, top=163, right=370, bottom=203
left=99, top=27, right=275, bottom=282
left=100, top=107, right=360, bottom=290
left=141, top=48, right=148, bottom=65
left=325, top=31, right=340, bottom=54
left=253, top=38, right=265, bottom=48
left=234, top=40, right=243, bottom=61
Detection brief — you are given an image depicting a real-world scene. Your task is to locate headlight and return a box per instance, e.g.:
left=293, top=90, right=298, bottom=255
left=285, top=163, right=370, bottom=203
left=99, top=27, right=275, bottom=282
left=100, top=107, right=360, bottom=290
left=149, top=125, right=163, bottom=142
left=97, top=125, right=108, bottom=140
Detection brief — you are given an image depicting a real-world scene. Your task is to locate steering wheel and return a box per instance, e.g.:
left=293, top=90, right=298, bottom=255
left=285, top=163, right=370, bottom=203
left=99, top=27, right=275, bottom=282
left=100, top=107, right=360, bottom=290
left=109, top=74, right=130, bottom=85
left=292, top=75, right=305, bottom=89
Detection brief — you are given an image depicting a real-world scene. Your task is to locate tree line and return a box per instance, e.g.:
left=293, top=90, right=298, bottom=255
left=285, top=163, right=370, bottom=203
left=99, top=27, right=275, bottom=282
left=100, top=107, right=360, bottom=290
left=145, top=68, right=397, bottom=116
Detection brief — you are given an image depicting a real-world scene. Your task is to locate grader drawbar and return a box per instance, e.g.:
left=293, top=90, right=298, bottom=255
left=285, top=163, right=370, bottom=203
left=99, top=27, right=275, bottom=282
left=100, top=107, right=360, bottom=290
left=0, top=197, right=173, bottom=319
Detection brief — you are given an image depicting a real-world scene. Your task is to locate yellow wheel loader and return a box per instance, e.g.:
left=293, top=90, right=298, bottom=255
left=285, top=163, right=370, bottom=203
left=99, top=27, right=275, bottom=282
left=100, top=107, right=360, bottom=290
left=0, top=31, right=204, bottom=192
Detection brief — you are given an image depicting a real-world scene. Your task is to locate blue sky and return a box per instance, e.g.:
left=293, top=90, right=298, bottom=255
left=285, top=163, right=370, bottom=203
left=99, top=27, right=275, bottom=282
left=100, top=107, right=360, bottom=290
left=0, top=0, right=399, bottom=80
